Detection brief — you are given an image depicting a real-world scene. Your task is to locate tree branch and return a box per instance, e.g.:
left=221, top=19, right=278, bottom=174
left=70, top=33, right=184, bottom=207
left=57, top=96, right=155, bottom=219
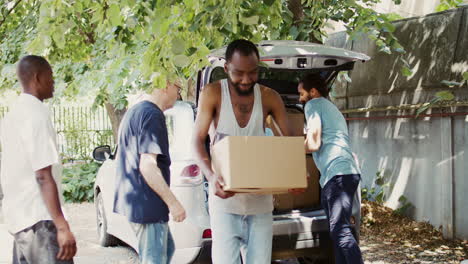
left=74, top=12, right=96, bottom=44
left=0, top=0, right=23, bottom=29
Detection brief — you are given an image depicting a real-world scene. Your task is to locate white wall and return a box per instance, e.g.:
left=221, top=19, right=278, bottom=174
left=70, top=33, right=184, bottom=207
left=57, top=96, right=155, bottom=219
left=372, top=0, right=443, bottom=18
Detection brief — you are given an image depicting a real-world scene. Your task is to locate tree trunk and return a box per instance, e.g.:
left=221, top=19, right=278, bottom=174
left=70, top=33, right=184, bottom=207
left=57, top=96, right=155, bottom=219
left=288, top=0, right=304, bottom=24
left=105, top=103, right=127, bottom=143
left=288, top=0, right=323, bottom=44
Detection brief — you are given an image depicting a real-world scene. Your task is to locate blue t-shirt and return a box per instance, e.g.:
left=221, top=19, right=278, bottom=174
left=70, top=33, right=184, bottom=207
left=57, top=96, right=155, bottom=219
left=113, top=101, right=171, bottom=223
left=304, top=97, right=360, bottom=188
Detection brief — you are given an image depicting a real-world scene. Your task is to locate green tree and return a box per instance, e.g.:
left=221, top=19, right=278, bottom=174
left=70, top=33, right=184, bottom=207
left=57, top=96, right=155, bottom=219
left=1, top=0, right=403, bottom=139
left=436, top=0, right=466, bottom=12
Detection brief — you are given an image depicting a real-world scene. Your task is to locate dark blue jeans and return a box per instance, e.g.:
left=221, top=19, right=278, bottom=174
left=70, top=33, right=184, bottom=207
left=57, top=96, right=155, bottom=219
left=321, top=174, right=363, bottom=264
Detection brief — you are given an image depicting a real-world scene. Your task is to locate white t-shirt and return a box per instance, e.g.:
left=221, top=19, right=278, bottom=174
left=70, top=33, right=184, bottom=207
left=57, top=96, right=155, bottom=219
left=0, top=93, right=64, bottom=234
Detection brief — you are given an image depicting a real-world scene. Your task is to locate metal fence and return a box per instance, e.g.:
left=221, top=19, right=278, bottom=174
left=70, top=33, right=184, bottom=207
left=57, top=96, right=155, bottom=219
left=0, top=106, right=114, bottom=161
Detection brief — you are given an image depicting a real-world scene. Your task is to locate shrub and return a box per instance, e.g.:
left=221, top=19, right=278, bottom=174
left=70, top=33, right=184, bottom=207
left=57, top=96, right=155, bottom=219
left=62, top=162, right=100, bottom=203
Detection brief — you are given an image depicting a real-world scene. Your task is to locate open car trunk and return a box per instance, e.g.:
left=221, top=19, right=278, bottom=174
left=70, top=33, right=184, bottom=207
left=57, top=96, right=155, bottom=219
left=265, top=107, right=321, bottom=213
left=204, top=67, right=338, bottom=213
left=197, top=40, right=370, bottom=214
left=256, top=70, right=339, bottom=213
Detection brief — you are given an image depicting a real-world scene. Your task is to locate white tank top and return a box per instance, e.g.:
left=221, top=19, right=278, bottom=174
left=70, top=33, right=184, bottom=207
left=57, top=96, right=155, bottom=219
left=209, top=79, right=273, bottom=215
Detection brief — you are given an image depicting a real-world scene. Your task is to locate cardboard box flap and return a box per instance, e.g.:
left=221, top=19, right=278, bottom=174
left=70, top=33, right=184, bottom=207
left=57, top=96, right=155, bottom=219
left=266, top=110, right=305, bottom=137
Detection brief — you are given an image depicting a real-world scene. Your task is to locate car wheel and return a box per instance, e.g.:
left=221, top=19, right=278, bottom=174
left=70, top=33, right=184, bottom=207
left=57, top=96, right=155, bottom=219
left=96, top=192, right=119, bottom=247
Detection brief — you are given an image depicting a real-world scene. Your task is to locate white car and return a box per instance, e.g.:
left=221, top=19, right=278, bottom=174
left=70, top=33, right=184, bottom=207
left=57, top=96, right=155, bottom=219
left=93, top=40, right=369, bottom=263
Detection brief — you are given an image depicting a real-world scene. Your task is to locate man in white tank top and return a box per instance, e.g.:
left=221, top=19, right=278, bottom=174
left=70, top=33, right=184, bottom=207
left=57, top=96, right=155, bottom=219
left=193, top=40, right=290, bottom=263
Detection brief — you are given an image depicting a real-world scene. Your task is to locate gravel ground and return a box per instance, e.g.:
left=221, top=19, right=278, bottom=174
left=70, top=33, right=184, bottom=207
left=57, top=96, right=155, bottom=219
left=1, top=202, right=467, bottom=264
left=64, top=203, right=139, bottom=264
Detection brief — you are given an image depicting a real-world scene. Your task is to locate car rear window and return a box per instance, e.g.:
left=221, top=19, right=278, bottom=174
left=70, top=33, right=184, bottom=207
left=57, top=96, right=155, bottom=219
left=209, top=66, right=334, bottom=105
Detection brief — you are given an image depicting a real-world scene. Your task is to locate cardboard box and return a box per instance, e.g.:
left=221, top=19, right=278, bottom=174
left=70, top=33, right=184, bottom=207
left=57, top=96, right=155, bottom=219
left=273, top=155, right=320, bottom=211
left=266, top=109, right=305, bottom=137
left=211, top=136, right=307, bottom=193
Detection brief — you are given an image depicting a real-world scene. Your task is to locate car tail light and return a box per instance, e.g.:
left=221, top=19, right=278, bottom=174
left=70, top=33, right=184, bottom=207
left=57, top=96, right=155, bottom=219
left=202, top=229, right=212, bottom=239
left=181, top=164, right=200, bottom=177
left=175, top=164, right=203, bottom=186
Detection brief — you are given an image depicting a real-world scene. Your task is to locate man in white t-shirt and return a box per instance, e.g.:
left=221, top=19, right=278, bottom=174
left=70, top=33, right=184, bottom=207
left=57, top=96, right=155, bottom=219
left=0, top=55, right=76, bottom=263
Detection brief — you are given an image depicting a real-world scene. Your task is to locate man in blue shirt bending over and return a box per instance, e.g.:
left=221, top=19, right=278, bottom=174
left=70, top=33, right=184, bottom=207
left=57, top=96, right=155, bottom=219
left=114, top=82, right=186, bottom=264
left=298, top=73, right=363, bottom=264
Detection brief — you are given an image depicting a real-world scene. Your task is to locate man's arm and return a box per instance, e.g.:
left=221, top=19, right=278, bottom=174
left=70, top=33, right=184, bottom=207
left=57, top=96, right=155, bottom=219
left=36, top=166, right=76, bottom=261
left=265, top=87, right=291, bottom=137
left=192, top=84, right=234, bottom=199
left=139, top=153, right=186, bottom=222
left=305, top=114, right=322, bottom=152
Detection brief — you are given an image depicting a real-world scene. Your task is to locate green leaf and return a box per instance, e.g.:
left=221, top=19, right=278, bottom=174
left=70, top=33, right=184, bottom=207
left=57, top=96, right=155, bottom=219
left=416, top=91, right=455, bottom=117
left=386, top=12, right=404, bottom=21
left=343, top=9, right=354, bottom=20
left=377, top=39, right=388, bottom=48
left=375, top=177, right=385, bottom=186
left=367, top=28, right=379, bottom=39
left=441, top=80, right=462, bottom=87
left=401, top=66, right=412, bottom=77
left=151, top=72, right=167, bottom=89
left=52, top=30, right=65, bottom=49
left=376, top=192, right=385, bottom=203
left=187, top=47, right=197, bottom=56
left=289, top=26, right=299, bottom=39
left=108, top=4, right=122, bottom=27
left=74, top=2, right=83, bottom=13
left=263, top=0, right=276, bottom=6
left=173, top=54, right=190, bottom=68
left=206, top=5, right=216, bottom=12
left=312, top=30, right=322, bottom=42
left=435, top=90, right=455, bottom=101
left=392, top=42, right=405, bottom=53
left=382, top=22, right=396, bottom=33
left=436, top=3, right=450, bottom=12
left=240, top=16, right=259, bottom=26
left=462, top=71, right=468, bottom=81
left=171, top=38, right=185, bottom=55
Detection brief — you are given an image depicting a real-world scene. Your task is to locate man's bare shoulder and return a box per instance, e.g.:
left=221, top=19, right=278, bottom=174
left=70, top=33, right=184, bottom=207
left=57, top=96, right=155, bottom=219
left=200, top=81, right=222, bottom=107
left=203, top=81, right=222, bottom=96
left=259, top=84, right=281, bottom=102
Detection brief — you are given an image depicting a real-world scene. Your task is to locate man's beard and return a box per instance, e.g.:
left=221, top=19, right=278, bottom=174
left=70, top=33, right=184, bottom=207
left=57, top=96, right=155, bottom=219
left=300, top=95, right=313, bottom=107
left=227, top=77, right=255, bottom=97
